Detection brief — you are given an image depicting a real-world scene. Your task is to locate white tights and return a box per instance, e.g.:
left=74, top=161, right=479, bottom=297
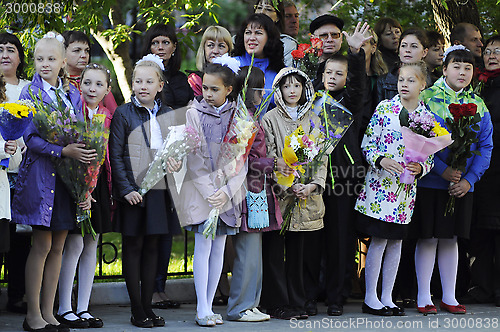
left=58, top=234, right=99, bottom=320
left=193, top=233, right=226, bottom=318
left=364, top=237, right=402, bottom=309
left=415, top=237, right=459, bottom=307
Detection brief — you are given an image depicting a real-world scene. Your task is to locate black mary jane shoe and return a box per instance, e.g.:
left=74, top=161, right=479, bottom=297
left=327, top=304, right=343, bottom=316
left=48, top=323, right=69, bottom=332
left=77, top=311, right=104, bottom=328
left=130, top=316, right=154, bottom=328
left=361, top=303, right=393, bottom=316
left=389, top=306, right=406, bottom=316
left=22, top=319, right=57, bottom=332
left=56, top=311, right=89, bottom=328
left=149, top=315, right=165, bottom=327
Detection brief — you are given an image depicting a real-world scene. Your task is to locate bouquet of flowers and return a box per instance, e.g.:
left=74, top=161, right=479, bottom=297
left=444, top=103, right=481, bottom=215
left=29, top=90, right=109, bottom=238
left=291, top=37, right=323, bottom=79
left=203, top=96, right=258, bottom=239
left=397, top=107, right=453, bottom=197
left=311, top=91, right=354, bottom=184
left=138, top=124, right=201, bottom=196
left=0, top=100, right=36, bottom=167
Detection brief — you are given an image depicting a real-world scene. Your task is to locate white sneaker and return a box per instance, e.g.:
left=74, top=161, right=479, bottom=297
left=235, top=309, right=266, bottom=322
left=251, top=308, right=271, bottom=321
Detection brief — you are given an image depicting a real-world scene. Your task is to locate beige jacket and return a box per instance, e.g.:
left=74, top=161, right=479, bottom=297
left=261, top=67, right=327, bottom=231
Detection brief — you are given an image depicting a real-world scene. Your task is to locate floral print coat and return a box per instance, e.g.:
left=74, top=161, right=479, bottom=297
left=355, top=95, right=434, bottom=225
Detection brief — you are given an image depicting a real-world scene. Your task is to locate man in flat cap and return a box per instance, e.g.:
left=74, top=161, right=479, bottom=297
left=310, top=14, right=345, bottom=62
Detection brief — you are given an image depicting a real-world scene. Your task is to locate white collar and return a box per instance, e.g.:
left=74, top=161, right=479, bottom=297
left=214, top=100, right=228, bottom=114
left=42, top=77, right=63, bottom=94
left=443, top=79, right=464, bottom=96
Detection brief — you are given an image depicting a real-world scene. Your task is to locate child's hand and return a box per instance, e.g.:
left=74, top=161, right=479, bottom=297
left=342, top=21, right=372, bottom=53
left=4, top=140, right=17, bottom=155
left=166, top=157, right=182, bottom=173
left=276, top=158, right=294, bottom=177
left=406, top=162, right=422, bottom=176
left=78, top=194, right=96, bottom=211
left=62, top=143, right=97, bottom=164
left=292, top=183, right=316, bottom=199
left=207, top=189, right=229, bottom=209
left=380, top=157, right=404, bottom=176
left=442, top=167, right=462, bottom=183
left=448, top=179, right=471, bottom=198
left=124, top=191, right=143, bottom=205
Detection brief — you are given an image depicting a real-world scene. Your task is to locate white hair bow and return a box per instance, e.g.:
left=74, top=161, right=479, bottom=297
left=136, top=53, right=165, bottom=71
left=443, top=44, right=469, bottom=63
left=212, top=54, right=240, bottom=74
left=43, top=31, right=65, bottom=44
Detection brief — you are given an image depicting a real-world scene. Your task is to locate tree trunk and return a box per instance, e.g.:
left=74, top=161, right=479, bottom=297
left=431, top=0, right=481, bottom=44
left=90, top=4, right=133, bottom=102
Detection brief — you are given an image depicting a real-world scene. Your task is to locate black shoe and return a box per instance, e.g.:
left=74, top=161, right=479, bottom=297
left=77, top=311, right=104, bottom=328
left=267, top=306, right=300, bottom=320
left=402, top=298, right=416, bottom=308
left=152, top=299, right=181, bottom=309
left=130, top=316, right=153, bottom=328
left=327, top=304, right=343, bottom=316
left=362, top=303, right=393, bottom=316
left=48, top=324, right=69, bottom=332
left=389, top=306, right=405, bottom=316
left=212, top=295, right=228, bottom=306
left=22, top=319, right=57, bottom=332
left=148, top=316, right=165, bottom=327
left=56, top=311, right=90, bottom=328
left=7, top=300, right=27, bottom=314
left=294, top=307, right=308, bottom=320
left=304, top=300, right=317, bottom=316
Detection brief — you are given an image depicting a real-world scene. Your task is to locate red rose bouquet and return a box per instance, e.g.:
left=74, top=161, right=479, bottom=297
left=291, top=37, right=323, bottom=79
left=444, top=103, right=481, bottom=215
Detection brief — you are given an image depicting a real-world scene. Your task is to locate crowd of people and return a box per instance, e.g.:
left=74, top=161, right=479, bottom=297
left=1, top=0, right=500, bottom=330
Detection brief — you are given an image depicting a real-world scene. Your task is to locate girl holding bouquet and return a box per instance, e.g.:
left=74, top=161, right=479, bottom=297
left=412, top=47, right=493, bottom=314
left=226, top=66, right=283, bottom=322
left=178, top=57, right=246, bottom=326
left=13, top=32, right=91, bottom=332
left=109, top=55, right=180, bottom=328
left=261, top=67, right=326, bottom=319
left=355, top=62, right=434, bottom=316
left=56, top=63, right=113, bottom=328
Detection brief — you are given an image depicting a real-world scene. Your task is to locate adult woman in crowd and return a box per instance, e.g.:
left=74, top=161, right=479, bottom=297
left=232, top=13, right=285, bottom=116
left=0, top=32, right=30, bottom=315
left=143, top=23, right=194, bottom=109
left=142, top=23, right=185, bottom=310
left=469, top=35, right=500, bottom=306
left=253, top=0, right=297, bottom=67
left=374, top=17, right=402, bottom=72
left=187, top=25, right=233, bottom=96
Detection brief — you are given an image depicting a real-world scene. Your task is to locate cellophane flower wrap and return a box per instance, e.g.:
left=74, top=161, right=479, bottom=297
left=310, top=91, right=354, bottom=184
left=138, top=124, right=201, bottom=196
left=291, top=37, right=323, bottom=79
left=397, top=107, right=453, bottom=198
left=29, top=90, right=109, bottom=238
left=0, top=100, right=36, bottom=167
left=444, top=103, right=481, bottom=216
left=203, top=95, right=257, bottom=239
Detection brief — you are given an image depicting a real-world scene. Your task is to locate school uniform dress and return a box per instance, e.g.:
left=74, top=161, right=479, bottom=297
left=178, top=97, right=245, bottom=236
left=109, top=97, right=180, bottom=237
left=12, top=74, right=83, bottom=231
left=355, top=95, right=434, bottom=240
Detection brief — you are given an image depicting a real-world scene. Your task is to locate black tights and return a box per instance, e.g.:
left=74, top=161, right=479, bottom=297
left=122, top=234, right=160, bottom=320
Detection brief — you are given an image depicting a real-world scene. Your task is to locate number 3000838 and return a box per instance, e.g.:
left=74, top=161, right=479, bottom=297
left=6, top=2, right=62, bottom=14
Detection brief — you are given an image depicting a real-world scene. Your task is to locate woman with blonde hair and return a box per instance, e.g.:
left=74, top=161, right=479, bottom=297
left=187, top=25, right=233, bottom=96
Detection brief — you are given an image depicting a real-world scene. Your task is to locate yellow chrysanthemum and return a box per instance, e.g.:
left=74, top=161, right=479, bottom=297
left=432, top=121, right=450, bottom=137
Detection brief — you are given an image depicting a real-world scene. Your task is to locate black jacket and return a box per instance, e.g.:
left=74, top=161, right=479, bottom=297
left=379, top=45, right=399, bottom=73
left=162, top=70, right=194, bottom=110
left=474, top=75, right=500, bottom=228
left=318, top=49, right=368, bottom=182
left=376, top=66, right=398, bottom=105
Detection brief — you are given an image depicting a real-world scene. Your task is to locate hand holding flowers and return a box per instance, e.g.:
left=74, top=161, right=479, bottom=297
left=4, top=140, right=17, bottom=155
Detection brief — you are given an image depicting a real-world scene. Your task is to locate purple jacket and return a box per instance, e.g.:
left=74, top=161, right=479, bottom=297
left=12, top=73, right=83, bottom=226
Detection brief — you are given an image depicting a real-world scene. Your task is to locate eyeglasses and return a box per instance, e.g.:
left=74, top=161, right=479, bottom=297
left=484, top=48, right=500, bottom=56
left=317, top=32, right=341, bottom=40
left=254, top=5, right=276, bottom=13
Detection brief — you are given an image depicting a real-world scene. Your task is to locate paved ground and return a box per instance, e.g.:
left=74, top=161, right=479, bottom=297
left=2, top=300, right=500, bottom=332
